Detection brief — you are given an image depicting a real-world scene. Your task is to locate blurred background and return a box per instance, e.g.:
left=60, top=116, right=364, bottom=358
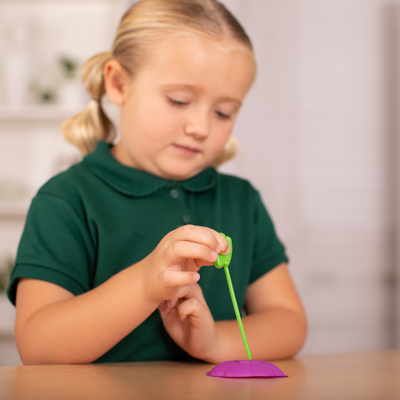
left=0, top=0, right=399, bottom=366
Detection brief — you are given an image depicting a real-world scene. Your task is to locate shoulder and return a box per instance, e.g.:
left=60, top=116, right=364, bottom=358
left=214, top=170, right=259, bottom=198
left=215, top=169, right=253, bottom=187
left=32, top=161, right=94, bottom=211
left=38, top=161, right=93, bottom=194
left=211, top=170, right=266, bottom=222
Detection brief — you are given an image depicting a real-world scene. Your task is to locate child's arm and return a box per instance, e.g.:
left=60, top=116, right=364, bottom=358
left=209, top=262, right=307, bottom=362
left=159, top=263, right=306, bottom=362
left=14, top=226, right=230, bottom=365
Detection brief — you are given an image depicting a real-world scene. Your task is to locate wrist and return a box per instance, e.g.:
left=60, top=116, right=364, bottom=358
left=129, top=257, right=162, bottom=307
left=201, top=321, right=229, bottom=364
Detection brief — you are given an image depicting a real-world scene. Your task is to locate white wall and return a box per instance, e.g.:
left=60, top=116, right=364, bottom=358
left=219, top=0, right=398, bottom=353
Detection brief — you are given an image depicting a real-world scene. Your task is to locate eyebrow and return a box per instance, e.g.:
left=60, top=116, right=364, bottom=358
left=161, top=83, right=243, bottom=105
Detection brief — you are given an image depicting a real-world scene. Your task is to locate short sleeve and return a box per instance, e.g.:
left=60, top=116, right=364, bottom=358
left=7, top=192, right=96, bottom=305
left=249, top=190, right=289, bottom=284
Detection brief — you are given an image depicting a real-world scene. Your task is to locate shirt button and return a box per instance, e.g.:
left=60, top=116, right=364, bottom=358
left=170, top=189, right=179, bottom=199
left=182, top=215, right=191, bottom=224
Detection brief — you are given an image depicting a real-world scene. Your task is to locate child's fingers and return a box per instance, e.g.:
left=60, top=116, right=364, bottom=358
left=170, top=225, right=230, bottom=256
left=169, top=297, right=179, bottom=309
left=159, top=269, right=200, bottom=288
left=196, top=227, right=231, bottom=255
left=168, top=283, right=207, bottom=318
left=166, top=241, right=218, bottom=265
left=171, top=225, right=219, bottom=250
left=158, top=301, right=180, bottom=329
left=168, top=284, right=203, bottom=308
left=174, top=283, right=205, bottom=303
left=185, top=226, right=230, bottom=256
left=218, top=232, right=231, bottom=255
left=158, top=300, right=168, bottom=312
left=176, top=297, right=207, bottom=322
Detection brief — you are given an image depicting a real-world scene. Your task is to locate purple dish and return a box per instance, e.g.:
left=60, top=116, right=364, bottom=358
left=206, top=360, right=288, bottom=379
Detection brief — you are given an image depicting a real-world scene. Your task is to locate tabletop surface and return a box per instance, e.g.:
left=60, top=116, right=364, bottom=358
left=0, top=350, right=399, bottom=400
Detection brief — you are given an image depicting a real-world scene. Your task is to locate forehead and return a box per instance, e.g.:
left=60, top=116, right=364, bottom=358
left=136, top=34, right=256, bottom=101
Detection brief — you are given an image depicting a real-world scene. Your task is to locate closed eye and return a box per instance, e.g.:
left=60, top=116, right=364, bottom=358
left=167, top=97, right=189, bottom=106
left=215, top=111, right=231, bottom=120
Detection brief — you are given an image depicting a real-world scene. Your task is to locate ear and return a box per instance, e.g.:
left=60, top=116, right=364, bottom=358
left=103, top=60, right=129, bottom=105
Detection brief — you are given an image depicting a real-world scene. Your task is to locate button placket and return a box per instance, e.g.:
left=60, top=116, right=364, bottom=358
left=181, top=215, right=191, bottom=224
left=170, top=188, right=180, bottom=199
left=167, top=186, right=192, bottom=226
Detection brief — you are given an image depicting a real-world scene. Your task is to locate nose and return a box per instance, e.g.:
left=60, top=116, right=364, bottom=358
left=184, top=107, right=210, bottom=139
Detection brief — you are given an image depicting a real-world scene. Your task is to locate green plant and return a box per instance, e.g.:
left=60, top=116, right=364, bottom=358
left=0, top=256, right=15, bottom=293
left=29, top=81, right=56, bottom=103
left=59, top=56, right=79, bottom=79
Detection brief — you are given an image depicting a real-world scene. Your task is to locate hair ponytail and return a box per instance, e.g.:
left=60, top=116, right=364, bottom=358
left=61, top=52, right=116, bottom=155
left=214, top=136, right=239, bottom=167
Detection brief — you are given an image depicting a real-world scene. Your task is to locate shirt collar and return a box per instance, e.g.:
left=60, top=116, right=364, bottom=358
left=83, top=141, right=217, bottom=197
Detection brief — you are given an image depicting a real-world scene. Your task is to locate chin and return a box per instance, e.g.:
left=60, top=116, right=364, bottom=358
left=160, top=165, right=203, bottom=181
left=162, top=171, right=196, bottom=181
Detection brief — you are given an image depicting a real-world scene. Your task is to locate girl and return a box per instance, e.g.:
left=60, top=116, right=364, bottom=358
left=8, top=0, right=307, bottom=365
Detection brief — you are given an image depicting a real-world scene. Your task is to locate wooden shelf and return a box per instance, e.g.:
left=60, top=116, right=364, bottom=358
left=0, top=200, right=31, bottom=217
left=0, top=104, right=83, bottom=121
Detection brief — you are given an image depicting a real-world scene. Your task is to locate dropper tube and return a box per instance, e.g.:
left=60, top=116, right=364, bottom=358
left=223, top=265, right=252, bottom=360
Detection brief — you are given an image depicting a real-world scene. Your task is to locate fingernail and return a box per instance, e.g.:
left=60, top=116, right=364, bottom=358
left=193, top=272, right=200, bottom=282
left=211, top=251, right=218, bottom=260
left=216, top=244, right=221, bottom=254
left=223, top=245, right=231, bottom=255
left=167, top=300, right=171, bottom=308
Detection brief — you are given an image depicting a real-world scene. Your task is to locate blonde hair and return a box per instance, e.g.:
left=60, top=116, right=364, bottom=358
left=62, top=0, right=253, bottom=166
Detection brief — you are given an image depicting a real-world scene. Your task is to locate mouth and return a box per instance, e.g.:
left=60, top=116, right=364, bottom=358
left=172, top=144, right=201, bottom=156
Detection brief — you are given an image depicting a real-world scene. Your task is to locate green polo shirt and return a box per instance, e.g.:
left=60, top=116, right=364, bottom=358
left=8, top=140, right=288, bottom=363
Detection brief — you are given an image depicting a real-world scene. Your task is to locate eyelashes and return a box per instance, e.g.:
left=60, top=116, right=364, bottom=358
left=215, top=111, right=231, bottom=120
left=167, top=97, right=188, bottom=106
left=167, top=97, right=232, bottom=120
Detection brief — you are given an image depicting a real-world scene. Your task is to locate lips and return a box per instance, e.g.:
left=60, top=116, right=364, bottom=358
left=173, top=144, right=201, bottom=155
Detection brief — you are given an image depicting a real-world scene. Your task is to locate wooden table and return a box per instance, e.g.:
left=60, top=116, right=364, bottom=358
left=0, top=350, right=399, bottom=400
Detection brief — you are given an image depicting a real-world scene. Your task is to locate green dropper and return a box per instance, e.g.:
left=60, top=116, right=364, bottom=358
left=214, top=233, right=252, bottom=360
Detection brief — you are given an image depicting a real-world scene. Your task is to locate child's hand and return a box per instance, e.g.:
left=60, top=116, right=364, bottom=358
left=158, top=283, right=218, bottom=360
left=140, top=225, right=230, bottom=303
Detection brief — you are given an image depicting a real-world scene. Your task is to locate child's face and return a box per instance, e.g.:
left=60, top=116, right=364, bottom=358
left=108, top=34, right=256, bottom=180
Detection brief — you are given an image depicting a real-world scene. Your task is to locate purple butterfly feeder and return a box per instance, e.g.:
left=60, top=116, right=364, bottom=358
left=207, top=360, right=287, bottom=379
left=206, top=234, right=288, bottom=379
